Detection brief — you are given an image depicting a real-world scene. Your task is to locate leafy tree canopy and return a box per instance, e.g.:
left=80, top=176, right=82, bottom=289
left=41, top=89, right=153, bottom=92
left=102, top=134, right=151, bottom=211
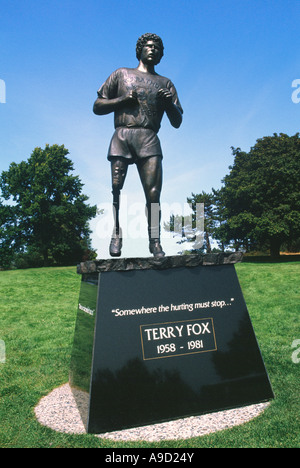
left=0, top=144, right=97, bottom=267
left=220, top=133, right=300, bottom=256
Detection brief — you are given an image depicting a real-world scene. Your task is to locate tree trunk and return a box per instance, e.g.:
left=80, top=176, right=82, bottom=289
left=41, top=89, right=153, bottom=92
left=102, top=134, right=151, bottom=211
left=270, top=238, right=281, bottom=257
left=43, top=249, right=49, bottom=267
left=205, top=231, right=211, bottom=253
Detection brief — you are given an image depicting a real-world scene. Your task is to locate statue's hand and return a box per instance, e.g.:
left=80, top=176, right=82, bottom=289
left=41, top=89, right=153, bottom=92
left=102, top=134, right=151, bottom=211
left=124, top=90, right=138, bottom=105
left=158, top=88, right=173, bottom=108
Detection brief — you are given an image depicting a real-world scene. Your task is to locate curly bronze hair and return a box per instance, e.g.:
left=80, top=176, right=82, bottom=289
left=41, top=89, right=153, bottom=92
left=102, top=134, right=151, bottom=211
left=136, top=33, right=164, bottom=62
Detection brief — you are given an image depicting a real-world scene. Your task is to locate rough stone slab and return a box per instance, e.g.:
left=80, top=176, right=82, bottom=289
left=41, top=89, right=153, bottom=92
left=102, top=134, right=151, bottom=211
left=77, top=252, right=243, bottom=274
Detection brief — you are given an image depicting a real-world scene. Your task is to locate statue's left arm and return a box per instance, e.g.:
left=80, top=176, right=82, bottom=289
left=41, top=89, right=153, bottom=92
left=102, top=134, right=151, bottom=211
left=158, top=83, right=183, bottom=129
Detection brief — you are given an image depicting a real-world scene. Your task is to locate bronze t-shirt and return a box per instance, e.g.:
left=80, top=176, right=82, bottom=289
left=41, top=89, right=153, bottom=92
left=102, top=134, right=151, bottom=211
left=97, top=67, right=183, bottom=134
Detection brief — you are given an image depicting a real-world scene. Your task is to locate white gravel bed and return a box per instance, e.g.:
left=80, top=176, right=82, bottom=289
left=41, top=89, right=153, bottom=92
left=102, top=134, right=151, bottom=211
left=34, top=383, right=269, bottom=442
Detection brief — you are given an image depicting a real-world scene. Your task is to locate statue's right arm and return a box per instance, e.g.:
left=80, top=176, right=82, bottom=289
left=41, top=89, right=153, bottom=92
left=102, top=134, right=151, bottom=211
left=93, top=96, right=124, bottom=115
left=93, top=91, right=138, bottom=116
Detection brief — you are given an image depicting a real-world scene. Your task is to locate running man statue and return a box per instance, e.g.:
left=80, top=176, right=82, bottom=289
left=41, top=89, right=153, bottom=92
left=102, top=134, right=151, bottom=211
left=93, top=33, right=183, bottom=258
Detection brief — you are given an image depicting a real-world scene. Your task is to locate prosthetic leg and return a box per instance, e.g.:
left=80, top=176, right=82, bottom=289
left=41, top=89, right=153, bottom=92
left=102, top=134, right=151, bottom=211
left=110, top=159, right=127, bottom=257
left=110, top=188, right=122, bottom=256
left=146, top=202, right=165, bottom=258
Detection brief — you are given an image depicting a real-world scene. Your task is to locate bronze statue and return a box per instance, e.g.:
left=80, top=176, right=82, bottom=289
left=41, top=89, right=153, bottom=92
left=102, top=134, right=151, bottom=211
left=93, top=33, right=183, bottom=257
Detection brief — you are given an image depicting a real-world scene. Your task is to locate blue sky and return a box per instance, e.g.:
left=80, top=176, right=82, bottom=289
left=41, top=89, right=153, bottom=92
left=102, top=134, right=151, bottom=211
left=1, top=0, right=300, bottom=257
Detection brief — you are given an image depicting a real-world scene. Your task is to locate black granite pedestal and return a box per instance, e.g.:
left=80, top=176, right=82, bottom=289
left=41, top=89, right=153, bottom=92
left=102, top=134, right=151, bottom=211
left=69, top=253, right=274, bottom=434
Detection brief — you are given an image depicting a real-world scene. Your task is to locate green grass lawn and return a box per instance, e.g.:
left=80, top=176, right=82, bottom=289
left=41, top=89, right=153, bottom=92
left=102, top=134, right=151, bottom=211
left=0, top=262, right=299, bottom=448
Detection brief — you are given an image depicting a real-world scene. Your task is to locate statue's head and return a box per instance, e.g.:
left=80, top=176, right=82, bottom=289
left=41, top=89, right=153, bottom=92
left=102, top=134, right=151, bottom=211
left=136, top=33, right=164, bottom=64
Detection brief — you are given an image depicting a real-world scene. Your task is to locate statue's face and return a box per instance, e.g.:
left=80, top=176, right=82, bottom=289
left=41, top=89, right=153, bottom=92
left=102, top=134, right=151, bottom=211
left=140, top=40, right=162, bottom=65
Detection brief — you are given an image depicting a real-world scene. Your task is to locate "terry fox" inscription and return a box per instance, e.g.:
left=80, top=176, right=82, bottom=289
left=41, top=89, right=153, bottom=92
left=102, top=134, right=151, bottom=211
left=140, top=318, right=217, bottom=360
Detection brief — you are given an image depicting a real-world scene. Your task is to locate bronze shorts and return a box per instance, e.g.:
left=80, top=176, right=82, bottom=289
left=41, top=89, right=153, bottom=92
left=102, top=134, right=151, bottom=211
left=107, top=127, right=163, bottom=163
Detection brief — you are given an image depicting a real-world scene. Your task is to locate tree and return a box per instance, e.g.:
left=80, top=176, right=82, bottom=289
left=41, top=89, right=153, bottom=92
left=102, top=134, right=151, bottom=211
left=210, top=188, right=231, bottom=252
left=0, top=144, right=97, bottom=266
left=220, top=133, right=300, bottom=256
left=164, top=191, right=218, bottom=253
left=0, top=200, right=19, bottom=268
left=186, top=192, right=216, bottom=253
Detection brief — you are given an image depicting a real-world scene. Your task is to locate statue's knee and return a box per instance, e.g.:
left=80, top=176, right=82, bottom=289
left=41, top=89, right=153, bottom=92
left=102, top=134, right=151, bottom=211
left=147, top=187, right=160, bottom=204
